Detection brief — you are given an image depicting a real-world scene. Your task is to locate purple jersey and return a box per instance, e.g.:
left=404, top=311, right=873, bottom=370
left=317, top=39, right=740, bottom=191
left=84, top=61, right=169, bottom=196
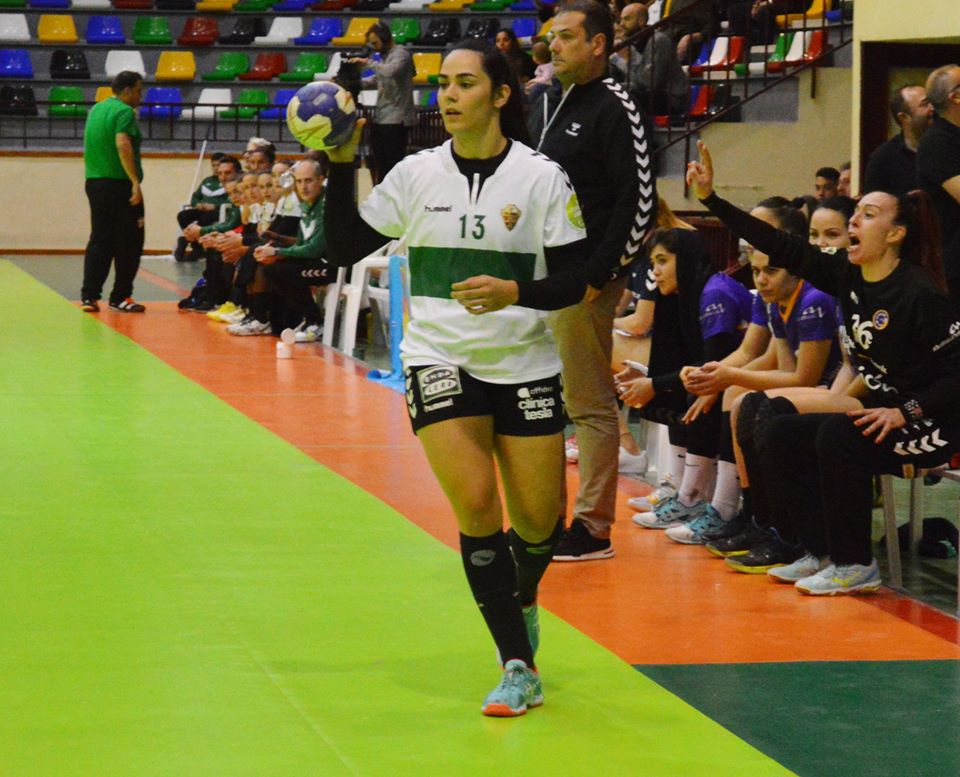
left=699, top=273, right=753, bottom=340
left=750, top=291, right=769, bottom=327
left=769, top=280, right=842, bottom=382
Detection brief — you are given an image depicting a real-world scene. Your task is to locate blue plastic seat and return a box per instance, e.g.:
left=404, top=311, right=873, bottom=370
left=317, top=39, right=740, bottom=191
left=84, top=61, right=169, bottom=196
left=689, top=39, right=713, bottom=71
left=259, top=87, right=296, bottom=119
left=85, top=15, right=125, bottom=44
left=29, top=0, right=71, bottom=6
left=509, top=0, right=536, bottom=9
left=293, top=17, right=342, bottom=46
left=272, top=0, right=310, bottom=8
left=511, top=18, right=535, bottom=38
left=139, top=86, right=182, bottom=119
left=0, top=49, right=32, bottom=78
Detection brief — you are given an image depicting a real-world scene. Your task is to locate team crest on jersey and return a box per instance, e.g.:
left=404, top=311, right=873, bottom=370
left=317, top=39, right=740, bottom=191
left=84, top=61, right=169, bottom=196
left=501, top=204, right=522, bottom=231
left=872, top=309, right=890, bottom=330
left=566, top=194, right=585, bottom=230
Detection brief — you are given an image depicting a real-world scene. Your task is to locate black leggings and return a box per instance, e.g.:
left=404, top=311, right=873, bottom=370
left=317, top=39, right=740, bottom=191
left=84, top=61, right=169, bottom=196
left=638, top=388, right=722, bottom=459
left=763, top=412, right=959, bottom=565
left=82, top=178, right=145, bottom=303
left=263, top=260, right=330, bottom=326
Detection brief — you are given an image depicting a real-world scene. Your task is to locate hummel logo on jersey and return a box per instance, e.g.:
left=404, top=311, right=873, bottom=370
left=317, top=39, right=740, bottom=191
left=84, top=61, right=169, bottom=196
left=301, top=221, right=316, bottom=239
left=424, top=204, right=453, bottom=213
left=645, top=267, right=657, bottom=291
left=565, top=122, right=582, bottom=137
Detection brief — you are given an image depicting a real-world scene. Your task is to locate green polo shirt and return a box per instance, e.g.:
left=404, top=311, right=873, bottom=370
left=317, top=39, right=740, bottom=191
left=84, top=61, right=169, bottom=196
left=83, top=96, right=143, bottom=181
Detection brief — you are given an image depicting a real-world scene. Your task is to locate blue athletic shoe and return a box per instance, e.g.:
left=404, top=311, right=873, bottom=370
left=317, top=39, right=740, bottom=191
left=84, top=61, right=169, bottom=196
left=632, top=497, right=705, bottom=529
left=664, top=504, right=727, bottom=544
left=481, top=659, right=543, bottom=717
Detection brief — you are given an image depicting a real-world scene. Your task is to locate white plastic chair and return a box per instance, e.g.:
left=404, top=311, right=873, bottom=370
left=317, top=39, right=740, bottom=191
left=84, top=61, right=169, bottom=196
left=253, top=17, right=302, bottom=46
left=181, top=87, right=232, bottom=120
left=313, top=52, right=341, bottom=81
left=0, top=14, right=29, bottom=42
left=72, top=0, right=112, bottom=7
left=357, top=89, right=378, bottom=107
left=105, top=50, right=146, bottom=79
left=390, top=0, right=429, bottom=9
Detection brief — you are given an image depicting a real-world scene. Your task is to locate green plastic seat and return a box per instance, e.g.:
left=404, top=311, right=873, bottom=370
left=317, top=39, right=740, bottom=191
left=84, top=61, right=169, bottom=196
left=132, top=16, right=173, bottom=45
left=220, top=88, right=268, bottom=119
left=389, top=18, right=419, bottom=45
left=278, top=52, right=328, bottom=82
left=48, top=85, right=87, bottom=118
left=733, top=32, right=793, bottom=77
left=234, top=0, right=275, bottom=11
left=470, top=0, right=511, bottom=9
left=202, top=52, right=250, bottom=81
left=0, top=0, right=27, bottom=7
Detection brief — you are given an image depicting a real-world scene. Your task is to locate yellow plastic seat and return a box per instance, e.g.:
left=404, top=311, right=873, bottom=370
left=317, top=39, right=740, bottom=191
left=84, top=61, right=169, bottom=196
left=37, top=14, right=78, bottom=43
left=427, top=0, right=472, bottom=10
left=330, top=17, right=378, bottom=47
left=537, top=17, right=554, bottom=39
left=411, top=52, right=441, bottom=84
left=155, top=51, right=196, bottom=81
left=95, top=85, right=112, bottom=102
left=196, top=0, right=238, bottom=9
left=776, top=0, right=830, bottom=26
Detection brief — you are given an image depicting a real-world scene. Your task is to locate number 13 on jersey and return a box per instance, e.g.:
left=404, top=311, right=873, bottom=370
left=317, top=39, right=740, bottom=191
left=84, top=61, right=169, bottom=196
left=459, top=214, right=485, bottom=240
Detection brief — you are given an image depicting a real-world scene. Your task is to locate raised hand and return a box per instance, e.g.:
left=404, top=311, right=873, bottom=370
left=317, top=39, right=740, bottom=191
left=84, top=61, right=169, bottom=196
left=685, top=140, right=715, bottom=201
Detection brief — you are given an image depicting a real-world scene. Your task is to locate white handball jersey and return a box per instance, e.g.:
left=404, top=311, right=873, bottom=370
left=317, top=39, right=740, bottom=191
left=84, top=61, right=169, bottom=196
left=359, top=140, right=587, bottom=384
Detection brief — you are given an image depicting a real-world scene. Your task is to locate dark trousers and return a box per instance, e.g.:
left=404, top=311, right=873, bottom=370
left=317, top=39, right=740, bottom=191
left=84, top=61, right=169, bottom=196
left=82, top=178, right=145, bottom=303
left=177, top=208, right=218, bottom=230
left=370, top=123, right=408, bottom=183
left=201, top=248, right=232, bottom=306
left=263, top=260, right=330, bottom=326
left=763, top=412, right=960, bottom=565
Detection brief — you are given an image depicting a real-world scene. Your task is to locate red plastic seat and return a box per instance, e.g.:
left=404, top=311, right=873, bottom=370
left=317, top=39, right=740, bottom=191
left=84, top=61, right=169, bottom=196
left=311, top=0, right=357, bottom=10
left=802, top=29, right=826, bottom=62
left=113, top=0, right=153, bottom=8
left=237, top=51, right=286, bottom=80
left=703, top=35, right=746, bottom=72
left=686, top=85, right=711, bottom=118
left=177, top=17, right=219, bottom=46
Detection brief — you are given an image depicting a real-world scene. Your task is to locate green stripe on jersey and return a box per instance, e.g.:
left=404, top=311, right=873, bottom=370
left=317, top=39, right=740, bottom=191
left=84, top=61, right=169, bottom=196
left=409, top=246, right=536, bottom=299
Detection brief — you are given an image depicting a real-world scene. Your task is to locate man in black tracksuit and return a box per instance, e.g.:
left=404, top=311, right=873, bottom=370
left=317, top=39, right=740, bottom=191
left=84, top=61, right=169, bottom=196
left=530, top=0, right=656, bottom=561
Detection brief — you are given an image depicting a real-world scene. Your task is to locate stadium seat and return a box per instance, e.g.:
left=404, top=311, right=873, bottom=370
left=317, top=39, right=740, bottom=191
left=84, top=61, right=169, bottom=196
left=113, top=0, right=152, bottom=8
left=258, top=86, right=295, bottom=119
left=686, top=84, right=709, bottom=119
left=29, top=0, right=70, bottom=7
left=311, top=50, right=340, bottom=80
left=37, top=13, right=77, bottom=41
left=801, top=28, right=826, bottom=61
left=94, top=84, right=111, bottom=100
left=271, top=0, right=309, bottom=8
left=48, top=84, right=87, bottom=116
left=0, top=48, right=31, bottom=77
left=415, top=88, right=437, bottom=107
left=86, top=15, right=125, bottom=44
left=746, top=32, right=794, bottom=74
left=50, top=49, right=89, bottom=78
left=310, top=0, right=357, bottom=11
left=330, top=17, right=377, bottom=46
left=465, top=17, right=498, bottom=39
left=511, top=17, right=535, bottom=39
left=388, top=0, right=426, bottom=8
left=357, top=88, right=376, bottom=106
left=105, top=49, right=144, bottom=78
left=428, top=0, right=472, bottom=10
left=419, top=17, right=459, bottom=45
left=73, top=0, right=110, bottom=7
left=537, top=17, right=553, bottom=37
left=0, top=13, right=30, bottom=41
left=238, top=51, right=285, bottom=80
left=776, top=0, right=829, bottom=27
left=155, top=0, right=195, bottom=8
left=412, top=52, right=440, bottom=84
left=278, top=51, right=327, bottom=81
left=0, top=82, right=35, bottom=113
left=140, top=85, right=182, bottom=118
left=181, top=86, right=230, bottom=119
left=178, top=16, right=218, bottom=45
left=219, top=16, right=265, bottom=44
left=706, top=82, right=737, bottom=117
left=195, top=0, right=236, bottom=8
left=510, top=0, right=536, bottom=9
left=389, top=17, right=419, bottom=44
left=470, top=0, right=509, bottom=11
left=354, top=0, right=389, bottom=10
left=233, top=0, right=274, bottom=10
left=0, top=0, right=26, bottom=7
left=156, top=51, right=196, bottom=80
left=253, top=16, right=301, bottom=45
left=133, top=16, right=172, bottom=45
left=220, top=86, right=267, bottom=118
left=203, top=51, right=248, bottom=79
left=294, top=17, right=341, bottom=45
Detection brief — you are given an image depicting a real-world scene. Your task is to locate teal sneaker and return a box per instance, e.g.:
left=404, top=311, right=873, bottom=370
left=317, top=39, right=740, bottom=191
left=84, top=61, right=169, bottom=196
left=496, top=604, right=539, bottom=667
left=664, top=504, right=727, bottom=544
left=481, top=659, right=543, bottom=717
left=795, top=559, right=881, bottom=595
left=632, top=497, right=705, bottom=529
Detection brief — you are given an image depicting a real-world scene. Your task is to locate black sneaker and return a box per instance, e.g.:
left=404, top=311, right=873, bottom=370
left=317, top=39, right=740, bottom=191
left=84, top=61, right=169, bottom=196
left=700, top=510, right=748, bottom=544
left=109, top=297, right=146, bottom=313
left=80, top=299, right=99, bottom=312
left=552, top=519, right=615, bottom=562
left=724, top=536, right=804, bottom=574
left=705, top=522, right=771, bottom=558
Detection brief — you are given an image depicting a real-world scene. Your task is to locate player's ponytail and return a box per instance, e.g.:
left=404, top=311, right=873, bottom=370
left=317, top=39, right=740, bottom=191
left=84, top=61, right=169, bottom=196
left=444, top=39, right=532, bottom=147
left=896, top=189, right=947, bottom=294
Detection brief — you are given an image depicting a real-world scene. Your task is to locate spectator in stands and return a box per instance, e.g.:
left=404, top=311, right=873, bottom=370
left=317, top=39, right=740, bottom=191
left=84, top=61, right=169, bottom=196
left=864, top=84, right=933, bottom=197
left=611, top=3, right=689, bottom=115
left=727, top=0, right=808, bottom=45
left=813, top=166, right=839, bottom=201
left=496, top=29, right=537, bottom=85
left=917, top=64, right=960, bottom=307
left=175, top=153, right=238, bottom=262
left=80, top=70, right=146, bottom=314
left=837, top=161, right=851, bottom=197
left=525, top=42, right=557, bottom=104
left=353, top=21, right=416, bottom=184
left=660, top=0, right=712, bottom=62
left=532, top=0, right=656, bottom=561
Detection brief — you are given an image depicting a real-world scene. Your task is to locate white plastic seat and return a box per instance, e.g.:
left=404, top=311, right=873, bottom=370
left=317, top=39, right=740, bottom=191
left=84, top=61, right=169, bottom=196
left=357, top=89, right=377, bottom=107
left=312, top=51, right=341, bottom=82
left=181, top=87, right=231, bottom=120
left=390, top=0, right=428, bottom=9
left=105, top=49, right=146, bottom=79
left=72, top=0, right=112, bottom=7
left=0, top=14, right=30, bottom=43
left=253, top=17, right=302, bottom=46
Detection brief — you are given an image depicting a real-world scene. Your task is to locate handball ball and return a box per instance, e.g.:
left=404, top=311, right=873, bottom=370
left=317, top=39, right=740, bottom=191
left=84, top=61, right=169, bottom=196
left=286, top=82, right=358, bottom=151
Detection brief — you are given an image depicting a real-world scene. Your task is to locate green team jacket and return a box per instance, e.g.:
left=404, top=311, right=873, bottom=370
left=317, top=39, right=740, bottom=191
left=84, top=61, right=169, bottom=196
left=190, top=174, right=229, bottom=208
left=277, top=192, right=325, bottom=262
left=199, top=203, right=241, bottom=236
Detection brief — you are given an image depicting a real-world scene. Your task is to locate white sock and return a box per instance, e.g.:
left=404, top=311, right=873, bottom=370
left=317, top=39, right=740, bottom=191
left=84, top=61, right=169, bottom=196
left=711, top=460, right=741, bottom=521
left=668, top=444, right=686, bottom=484
left=678, top=453, right=714, bottom=506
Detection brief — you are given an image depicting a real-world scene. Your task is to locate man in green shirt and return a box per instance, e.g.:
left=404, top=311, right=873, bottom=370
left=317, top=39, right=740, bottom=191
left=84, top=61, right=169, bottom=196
left=81, top=71, right=147, bottom=313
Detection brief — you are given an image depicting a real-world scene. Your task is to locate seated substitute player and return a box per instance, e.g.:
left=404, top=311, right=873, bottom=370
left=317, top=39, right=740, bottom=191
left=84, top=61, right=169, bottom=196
left=324, top=40, right=589, bottom=717
left=175, top=152, right=232, bottom=262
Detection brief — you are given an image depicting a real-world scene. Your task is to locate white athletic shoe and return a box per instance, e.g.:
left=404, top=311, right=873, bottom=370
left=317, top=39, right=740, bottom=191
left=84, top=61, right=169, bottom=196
left=294, top=323, right=322, bottom=343
left=227, top=318, right=271, bottom=336
left=222, top=308, right=248, bottom=324
left=565, top=436, right=579, bottom=463
left=767, top=553, right=830, bottom=583
left=627, top=477, right=678, bottom=512
left=795, top=559, right=881, bottom=595
left=618, top=448, right=648, bottom=475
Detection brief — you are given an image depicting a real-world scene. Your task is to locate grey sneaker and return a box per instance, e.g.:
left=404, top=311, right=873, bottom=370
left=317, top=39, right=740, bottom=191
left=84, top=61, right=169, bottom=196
left=481, top=659, right=543, bottom=717
left=664, top=504, right=727, bottom=544
left=632, top=497, right=704, bottom=529
left=768, top=553, right=830, bottom=583
left=627, top=477, right=678, bottom=512
left=795, top=559, right=881, bottom=595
